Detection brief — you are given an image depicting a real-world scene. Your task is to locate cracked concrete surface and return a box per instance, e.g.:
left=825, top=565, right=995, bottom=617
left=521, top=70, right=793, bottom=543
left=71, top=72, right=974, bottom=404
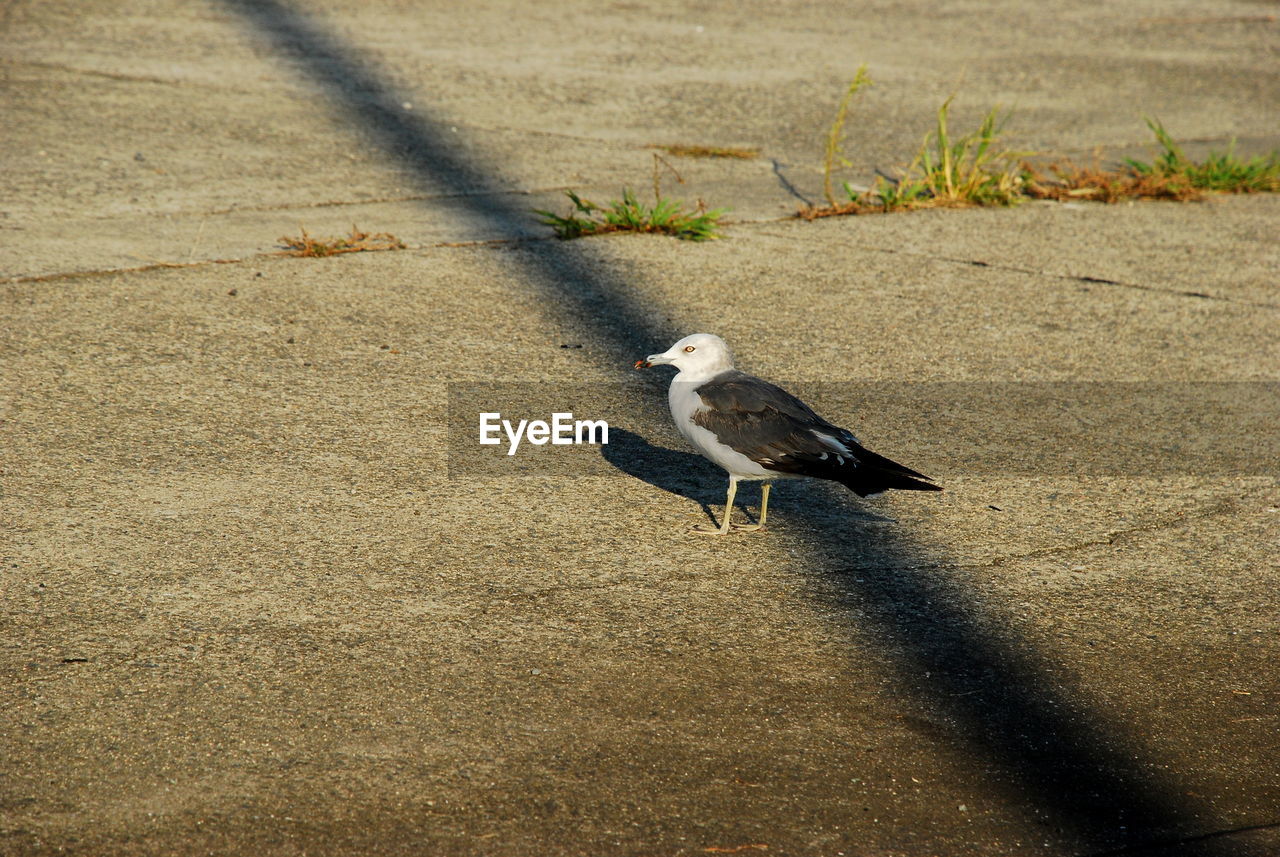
left=2, top=1, right=1279, bottom=855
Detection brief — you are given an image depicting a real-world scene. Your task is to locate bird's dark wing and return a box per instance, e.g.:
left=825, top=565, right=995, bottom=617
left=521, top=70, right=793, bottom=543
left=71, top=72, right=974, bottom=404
left=693, top=370, right=940, bottom=496
left=692, top=371, right=856, bottom=465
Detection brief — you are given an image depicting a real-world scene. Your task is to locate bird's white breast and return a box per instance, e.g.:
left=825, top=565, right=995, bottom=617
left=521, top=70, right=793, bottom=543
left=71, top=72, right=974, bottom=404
left=668, top=380, right=775, bottom=479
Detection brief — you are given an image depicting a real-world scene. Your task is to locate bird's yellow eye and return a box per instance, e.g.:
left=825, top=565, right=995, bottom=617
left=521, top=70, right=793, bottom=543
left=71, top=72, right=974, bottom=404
left=684, top=345, right=696, bottom=352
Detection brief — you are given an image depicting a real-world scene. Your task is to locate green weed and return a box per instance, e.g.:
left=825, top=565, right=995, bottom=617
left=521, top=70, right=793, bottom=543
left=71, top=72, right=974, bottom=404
left=535, top=189, right=727, bottom=241
left=536, top=154, right=727, bottom=241
left=803, top=84, right=1025, bottom=218
left=1127, top=118, right=1280, bottom=192
left=1026, top=119, right=1279, bottom=202
left=869, top=97, right=1026, bottom=210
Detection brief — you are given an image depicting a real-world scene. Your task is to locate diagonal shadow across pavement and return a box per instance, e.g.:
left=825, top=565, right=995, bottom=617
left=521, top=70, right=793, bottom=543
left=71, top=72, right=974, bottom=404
left=218, top=1, right=1259, bottom=853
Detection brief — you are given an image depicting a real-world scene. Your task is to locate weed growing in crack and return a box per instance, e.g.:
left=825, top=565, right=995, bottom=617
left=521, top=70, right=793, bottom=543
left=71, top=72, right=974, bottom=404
left=872, top=97, right=1026, bottom=209
left=1023, top=155, right=1200, bottom=203
left=1130, top=118, right=1280, bottom=193
left=1027, top=118, right=1280, bottom=202
left=804, top=81, right=1025, bottom=218
left=278, top=226, right=405, bottom=256
left=535, top=154, right=728, bottom=241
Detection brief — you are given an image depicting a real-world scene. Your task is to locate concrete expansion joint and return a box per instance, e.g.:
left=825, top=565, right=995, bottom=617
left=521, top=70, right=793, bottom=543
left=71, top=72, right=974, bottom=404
left=894, top=248, right=1273, bottom=309
left=5, top=58, right=273, bottom=100
left=6, top=58, right=177, bottom=86
left=6, top=257, right=248, bottom=285
left=947, top=492, right=1259, bottom=572
left=7, top=192, right=1277, bottom=314
left=747, top=227, right=1275, bottom=309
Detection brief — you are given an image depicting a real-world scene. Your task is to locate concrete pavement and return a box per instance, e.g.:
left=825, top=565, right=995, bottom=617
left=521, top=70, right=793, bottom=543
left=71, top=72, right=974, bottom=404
left=2, top=2, right=1278, bottom=855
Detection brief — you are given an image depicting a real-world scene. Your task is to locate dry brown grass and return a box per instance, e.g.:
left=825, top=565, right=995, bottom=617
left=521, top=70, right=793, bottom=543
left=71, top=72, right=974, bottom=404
left=1023, top=160, right=1202, bottom=203
left=795, top=201, right=868, bottom=220
left=277, top=226, right=406, bottom=257
left=648, top=144, right=759, bottom=159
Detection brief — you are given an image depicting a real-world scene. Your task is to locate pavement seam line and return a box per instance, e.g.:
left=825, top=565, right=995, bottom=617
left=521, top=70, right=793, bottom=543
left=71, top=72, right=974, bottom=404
left=932, top=491, right=1265, bottom=573
left=750, top=227, right=1278, bottom=309
left=11, top=208, right=1280, bottom=307
left=3, top=58, right=178, bottom=86
left=33, top=184, right=625, bottom=225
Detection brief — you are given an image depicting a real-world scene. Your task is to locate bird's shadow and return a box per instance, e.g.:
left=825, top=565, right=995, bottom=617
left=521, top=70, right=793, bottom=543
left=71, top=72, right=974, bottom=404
left=602, top=427, right=893, bottom=529
left=602, top=428, right=724, bottom=525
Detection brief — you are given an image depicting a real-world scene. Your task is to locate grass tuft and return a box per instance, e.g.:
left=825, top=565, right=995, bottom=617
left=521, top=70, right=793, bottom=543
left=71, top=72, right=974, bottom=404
left=872, top=97, right=1026, bottom=210
left=1025, top=119, right=1280, bottom=202
left=1126, top=118, right=1280, bottom=192
left=804, top=85, right=1025, bottom=218
left=536, top=154, right=727, bottom=241
left=535, top=189, right=726, bottom=241
left=804, top=85, right=1280, bottom=218
left=278, top=226, right=405, bottom=256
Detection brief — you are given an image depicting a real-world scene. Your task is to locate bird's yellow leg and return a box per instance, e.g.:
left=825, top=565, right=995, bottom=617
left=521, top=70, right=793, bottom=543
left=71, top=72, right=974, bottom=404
left=732, top=481, right=770, bottom=532
left=693, top=478, right=738, bottom=535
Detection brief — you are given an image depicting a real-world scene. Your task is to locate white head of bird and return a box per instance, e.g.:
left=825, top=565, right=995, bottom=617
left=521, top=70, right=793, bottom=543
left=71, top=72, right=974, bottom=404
left=640, top=333, right=735, bottom=382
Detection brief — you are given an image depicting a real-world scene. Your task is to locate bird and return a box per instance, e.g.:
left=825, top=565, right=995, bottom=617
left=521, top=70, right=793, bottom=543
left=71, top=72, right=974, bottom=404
left=636, top=333, right=940, bottom=534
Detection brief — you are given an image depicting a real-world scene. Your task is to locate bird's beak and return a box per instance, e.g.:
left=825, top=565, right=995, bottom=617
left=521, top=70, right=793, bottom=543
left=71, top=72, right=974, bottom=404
left=640, top=352, right=673, bottom=368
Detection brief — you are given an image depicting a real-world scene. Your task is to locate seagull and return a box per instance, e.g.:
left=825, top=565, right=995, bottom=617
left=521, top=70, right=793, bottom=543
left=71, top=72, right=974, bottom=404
left=637, top=333, right=940, bottom=534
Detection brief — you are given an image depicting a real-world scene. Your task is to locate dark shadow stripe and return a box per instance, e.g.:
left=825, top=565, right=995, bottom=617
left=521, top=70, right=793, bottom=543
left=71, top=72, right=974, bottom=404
left=220, top=0, right=676, bottom=372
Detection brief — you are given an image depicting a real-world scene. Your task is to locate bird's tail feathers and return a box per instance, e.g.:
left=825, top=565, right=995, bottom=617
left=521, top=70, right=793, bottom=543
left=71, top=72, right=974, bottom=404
left=841, top=469, right=942, bottom=497
left=838, top=446, right=941, bottom=497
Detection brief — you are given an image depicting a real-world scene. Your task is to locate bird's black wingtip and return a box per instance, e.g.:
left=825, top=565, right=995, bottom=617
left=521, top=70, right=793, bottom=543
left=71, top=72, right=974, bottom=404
left=844, top=471, right=942, bottom=497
